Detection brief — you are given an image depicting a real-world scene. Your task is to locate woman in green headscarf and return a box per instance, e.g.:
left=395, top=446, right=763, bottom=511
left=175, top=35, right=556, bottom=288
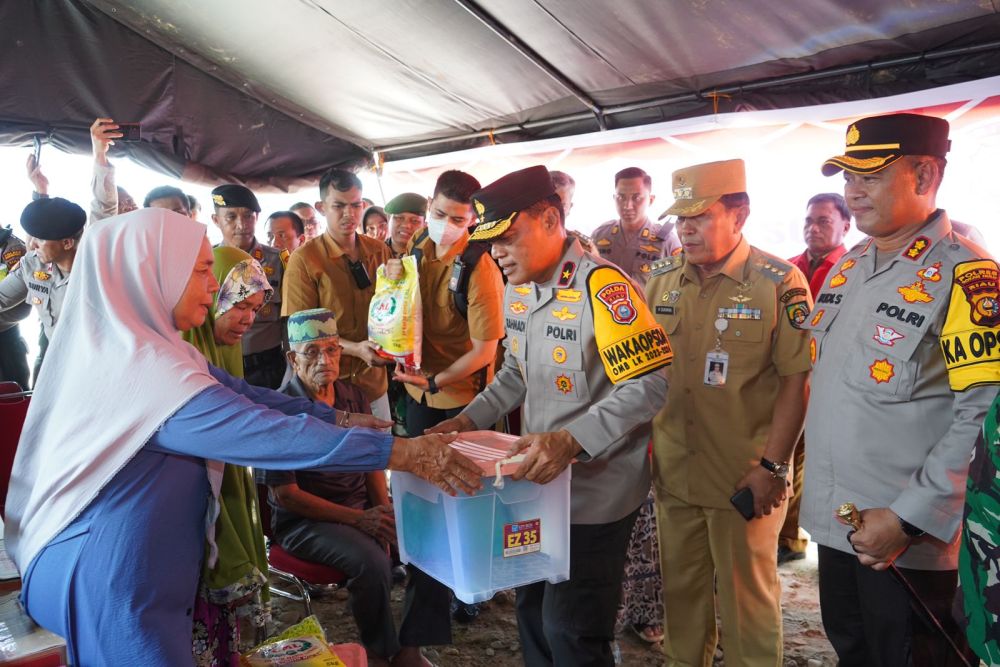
left=183, top=246, right=275, bottom=666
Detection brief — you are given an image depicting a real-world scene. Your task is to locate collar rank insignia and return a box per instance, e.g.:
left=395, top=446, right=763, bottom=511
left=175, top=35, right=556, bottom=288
left=33, top=270, right=50, bottom=281
left=903, top=236, right=931, bottom=261
left=557, top=261, right=577, bottom=288
left=641, top=228, right=650, bottom=239
left=611, top=225, right=620, bottom=235
left=873, top=325, right=905, bottom=347
left=513, top=285, right=532, bottom=296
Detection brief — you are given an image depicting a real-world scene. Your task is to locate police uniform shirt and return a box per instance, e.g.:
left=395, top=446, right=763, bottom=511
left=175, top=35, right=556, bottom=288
left=801, top=210, right=995, bottom=570
left=406, top=231, right=505, bottom=410
left=646, top=237, right=812, bottom=508
left=240, top=239, right=285, bottom=355
left=590, top=216, right=681, bottom=287
left=0, top=232, right=29, bottom=331
left=282, top=233, right=392, bottom=401
left=461, top=238, right=672, bottom=525
left=0, top=251, right=70, bottom=340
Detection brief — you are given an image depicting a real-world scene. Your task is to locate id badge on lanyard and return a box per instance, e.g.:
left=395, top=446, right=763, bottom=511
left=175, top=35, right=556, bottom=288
left=703, top=317, right=729, bottom=387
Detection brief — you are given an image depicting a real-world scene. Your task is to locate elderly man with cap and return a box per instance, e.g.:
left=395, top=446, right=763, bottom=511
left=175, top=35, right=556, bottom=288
left=258, top=309, right=446, bottom=667
left=802, top=113, right=991, bottom=665
left=645, top=158, right=812, bottom=666
left=384, top=193, right=426, bottom=259
left=283, top=169, right=395, bottom=423
left=0, top=225, right=30, bottom=389
left=429, top=165, right=672, bottom=666
left=212, top=184, right=288, bottom=389
left=590, top=167, right=680, bottom=287
left=0, top=198, right=87, bottom=377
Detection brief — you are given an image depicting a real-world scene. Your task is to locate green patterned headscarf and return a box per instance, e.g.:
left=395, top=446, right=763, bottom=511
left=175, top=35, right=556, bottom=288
left=183, top=245, right=270, bottom=609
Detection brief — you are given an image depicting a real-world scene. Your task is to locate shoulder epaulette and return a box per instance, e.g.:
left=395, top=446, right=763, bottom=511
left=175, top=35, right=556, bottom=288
left=754, top=257, right=792, bottom=284
left=649, top=255, right=681, bottom=277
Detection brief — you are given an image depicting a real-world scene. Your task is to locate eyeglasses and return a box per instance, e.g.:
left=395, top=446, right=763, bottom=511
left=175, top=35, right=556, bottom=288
left=294, top=344, right=343, bottom=360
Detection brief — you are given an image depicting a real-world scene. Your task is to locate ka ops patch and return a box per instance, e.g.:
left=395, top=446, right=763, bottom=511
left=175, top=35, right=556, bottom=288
left=587, top=266, right=673, bottom=383
left=940, top=259, right=1000, bottom=391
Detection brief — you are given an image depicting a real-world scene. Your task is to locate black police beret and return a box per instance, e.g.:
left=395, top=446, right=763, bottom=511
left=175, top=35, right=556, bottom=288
left=211, top=184, right=261, bottom=212
left=20, top=197, right=86, bottom=241
left=469, top=165, right=556, bottom=241
left=822, top=113, right=951, bottom=176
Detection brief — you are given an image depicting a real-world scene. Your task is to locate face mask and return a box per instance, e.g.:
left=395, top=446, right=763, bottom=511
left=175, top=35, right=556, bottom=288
left=426, top=215, right=466, bottom=246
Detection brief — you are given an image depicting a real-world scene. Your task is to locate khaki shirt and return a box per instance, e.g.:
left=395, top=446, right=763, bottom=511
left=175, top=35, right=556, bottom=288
left=0, top=252, right=71, bottom=340
left=802, top=211, right=995, bottom=570
left=590, top=216, right=681, bottom=287
left=282, top=232, right=391, bottom=400
left=241, top=239, right=286, bottom=355
left=646, top=237, right=812, bottom=509
left=405, top=231, right=505, bottom=409
left=462, top=239, right=672, bottom=524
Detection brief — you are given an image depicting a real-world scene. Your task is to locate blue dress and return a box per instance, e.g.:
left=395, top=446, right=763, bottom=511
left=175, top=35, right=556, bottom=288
left=20, top=366, right=393, bottom=666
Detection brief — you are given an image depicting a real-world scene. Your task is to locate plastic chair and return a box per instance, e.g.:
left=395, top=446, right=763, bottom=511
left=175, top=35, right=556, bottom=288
left=255, top=484, right=346, bottom=617
left=0, top=382, right=31, bottom=520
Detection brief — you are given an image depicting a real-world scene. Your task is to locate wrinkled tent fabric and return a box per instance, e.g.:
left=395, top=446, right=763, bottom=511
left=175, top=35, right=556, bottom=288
left=2, top=0, right=1000, bottom=189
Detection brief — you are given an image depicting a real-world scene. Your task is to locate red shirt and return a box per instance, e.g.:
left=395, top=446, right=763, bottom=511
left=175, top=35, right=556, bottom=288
left=788, top=244, right=847, bottom=298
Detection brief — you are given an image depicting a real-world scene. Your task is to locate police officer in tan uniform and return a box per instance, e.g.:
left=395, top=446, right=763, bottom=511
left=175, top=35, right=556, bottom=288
left=282, top=169, right=394, bottom=422
left=590, top=167, right=681, bottom=287
left=0, top=198, right=86, bottom=380
left=431, top=165, right=672, bottom=666
left=211, top=184, right=287, bottom=389
left=0, top=226, right=30, bottom=388
left=646, top=159, right=812, bottom=667
left=803, top=113, right=988, bottom=666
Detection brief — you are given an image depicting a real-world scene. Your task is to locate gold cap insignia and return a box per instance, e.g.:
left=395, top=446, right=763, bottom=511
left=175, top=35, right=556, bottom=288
left=846, top=124, right=860, bottom=146
left=212, top=194, right=226, bottom=206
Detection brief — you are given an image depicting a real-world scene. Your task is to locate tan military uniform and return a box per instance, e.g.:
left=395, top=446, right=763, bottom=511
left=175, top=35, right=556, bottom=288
left=242, top=239, right=286, bottom=355
left=405, top=231, right=504, bottom=410
left=590, top=216, right=681, bottom=287
left=802, top=211, right=995, bottom=570
left=646, top=237, right=812, bottom=667
left=282, top=232, right=391, bottom=401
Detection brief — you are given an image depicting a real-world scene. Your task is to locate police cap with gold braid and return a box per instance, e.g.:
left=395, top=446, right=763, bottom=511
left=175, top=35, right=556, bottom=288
left=821, top=113, right=950, bottom=176
left=468, top=165, right=556, bottom=242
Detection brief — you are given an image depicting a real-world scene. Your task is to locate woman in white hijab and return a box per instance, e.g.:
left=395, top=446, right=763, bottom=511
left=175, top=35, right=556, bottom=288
left=4, top=209, right=480, bottom=666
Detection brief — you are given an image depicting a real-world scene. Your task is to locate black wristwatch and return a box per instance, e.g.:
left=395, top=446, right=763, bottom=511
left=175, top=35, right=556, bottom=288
left=426, top=375, right=440, bottom=395
left=759, top=456, right=790, bottom=479
left=899, top=517, right=926, bottom=538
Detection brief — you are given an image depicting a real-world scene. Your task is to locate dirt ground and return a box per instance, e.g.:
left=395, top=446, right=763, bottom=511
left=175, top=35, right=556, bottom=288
left=267, top=543, right=837, bottom=666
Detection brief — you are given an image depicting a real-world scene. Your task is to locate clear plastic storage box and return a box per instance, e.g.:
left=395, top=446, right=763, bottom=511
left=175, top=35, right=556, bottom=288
left=391, top=431, right=571, bottom=603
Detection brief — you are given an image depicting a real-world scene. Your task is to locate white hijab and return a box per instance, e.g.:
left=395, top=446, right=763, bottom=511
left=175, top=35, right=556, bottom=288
left=5, top=208, right=218, bottom=571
